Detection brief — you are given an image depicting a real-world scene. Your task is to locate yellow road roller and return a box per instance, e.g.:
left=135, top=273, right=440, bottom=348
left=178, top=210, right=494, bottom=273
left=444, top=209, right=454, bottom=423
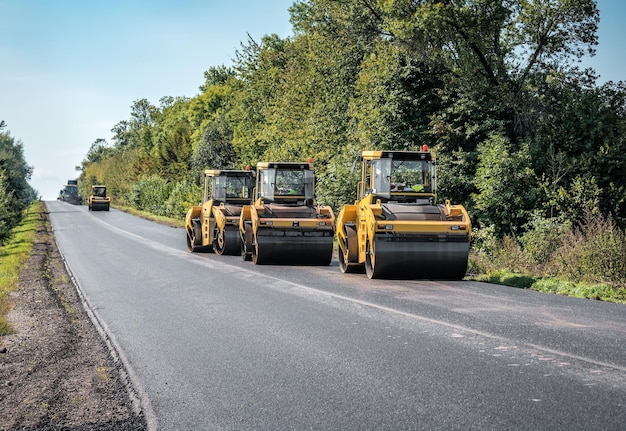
left=186, top=169, right=255, bottom=254
left=88, top=185, right=110, bottom=211
left=335, top=148, right=471, bottom=279
left=239, top=161, right=335, bottom=265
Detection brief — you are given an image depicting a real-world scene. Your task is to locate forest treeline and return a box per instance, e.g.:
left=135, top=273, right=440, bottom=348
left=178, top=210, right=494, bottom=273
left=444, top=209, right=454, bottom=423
left=77, top=0, right=626, bottom=286
left=0, top=121, right=37, bottom=244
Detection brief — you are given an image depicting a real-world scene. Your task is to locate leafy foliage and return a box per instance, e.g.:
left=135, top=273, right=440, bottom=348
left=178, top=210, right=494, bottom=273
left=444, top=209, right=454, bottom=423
left=129, top=175, right=172, bottom=216
left=0, top=127, right=36, bottom=244
left=470, top=210, right=626, bottom=296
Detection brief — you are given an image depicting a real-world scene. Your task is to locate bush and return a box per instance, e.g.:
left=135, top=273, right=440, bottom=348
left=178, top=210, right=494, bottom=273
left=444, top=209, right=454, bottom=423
left=469, top=210, right=626, bottom=302
left=469, top=225, right=529, bottom=274
left=128, top=175, right=172, bottom=216
left=520, top=212, right=570, bottom=267
left=164, top=178, right=203, bottom=219
left=0, top=172, right=28, bottom=245
left=551, top=211, right=626, bottom=287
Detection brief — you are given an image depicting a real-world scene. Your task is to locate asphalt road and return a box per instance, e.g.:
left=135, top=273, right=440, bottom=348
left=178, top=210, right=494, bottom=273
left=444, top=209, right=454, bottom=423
left=47, top=200, right=626, bottom=431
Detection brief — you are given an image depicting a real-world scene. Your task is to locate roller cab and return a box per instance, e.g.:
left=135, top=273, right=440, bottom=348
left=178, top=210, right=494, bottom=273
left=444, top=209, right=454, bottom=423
left=239, top=161, right=335, bottom=265
left=336, top=149, right=472, bottom=279
left=88, top=185, right=110, bottom=211
left=185, top=169, right=255, bottom=254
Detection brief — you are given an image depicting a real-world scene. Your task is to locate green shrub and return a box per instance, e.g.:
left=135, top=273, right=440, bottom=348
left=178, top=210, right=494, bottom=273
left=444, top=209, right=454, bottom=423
left=469, top=225, right=530, bottom=274
left=551, top=211, right=626, bottom=287
left=520, top=212, right=570, bottom=267
left=129, top=175, right=172, bottom=216
left=469, top=210, right=626, bottom=302
left=164, top=178, right=203, bottom=219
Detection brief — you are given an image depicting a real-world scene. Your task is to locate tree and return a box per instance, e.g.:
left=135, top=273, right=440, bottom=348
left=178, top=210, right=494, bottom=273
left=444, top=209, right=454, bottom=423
left=152, top=97, right=193, bottom=179
left=191, top=116, right=236, bottom=179
left=472, top=133, right=537, bottom=237
left=0, top=129, right=36, bottom=243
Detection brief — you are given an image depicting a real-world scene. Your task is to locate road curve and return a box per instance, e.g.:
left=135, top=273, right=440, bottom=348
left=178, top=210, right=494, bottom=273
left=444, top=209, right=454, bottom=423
left=47, top=200, right=626, bottom=431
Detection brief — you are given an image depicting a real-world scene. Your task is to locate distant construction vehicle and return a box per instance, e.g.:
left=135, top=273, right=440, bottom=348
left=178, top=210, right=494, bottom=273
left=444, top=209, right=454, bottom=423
left=59, top=180, right=81, bottom=205
left=88, top=185, right=110, bottom=211
left=185, top=169, right=256, bottom=254
left=335, top=148, right=471, bottom=279
left=239, top=160, right=335, bottom=265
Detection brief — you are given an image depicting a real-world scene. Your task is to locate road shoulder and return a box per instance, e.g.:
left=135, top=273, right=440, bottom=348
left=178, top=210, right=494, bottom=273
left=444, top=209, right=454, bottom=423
left=0, top=206, right=147, bottom=430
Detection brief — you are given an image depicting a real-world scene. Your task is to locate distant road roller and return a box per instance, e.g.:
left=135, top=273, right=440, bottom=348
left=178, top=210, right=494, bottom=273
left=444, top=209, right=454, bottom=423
left=185, top=169, right=255, bottom=254
left=239, top=161, right=335, bottom=265
left=88, top=185, right=110, bottom=211
left=335, top=148, right=471, bottom=279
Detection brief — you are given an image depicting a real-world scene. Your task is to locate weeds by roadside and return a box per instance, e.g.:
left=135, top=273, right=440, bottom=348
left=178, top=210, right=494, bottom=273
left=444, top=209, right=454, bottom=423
left=0, top=201, right=41, bottom=335
left=469, top=210, right=626, bottom=304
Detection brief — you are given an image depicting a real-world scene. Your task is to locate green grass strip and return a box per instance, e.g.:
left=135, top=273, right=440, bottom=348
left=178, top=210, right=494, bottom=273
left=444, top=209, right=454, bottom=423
left=0, top=201, right=41, bottom=335
left=470, top=271, right=626, bottom=304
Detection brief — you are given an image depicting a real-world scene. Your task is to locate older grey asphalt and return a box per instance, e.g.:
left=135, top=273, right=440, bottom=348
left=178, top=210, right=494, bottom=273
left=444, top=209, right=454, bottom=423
left=47, top=200, right=626, bottom=431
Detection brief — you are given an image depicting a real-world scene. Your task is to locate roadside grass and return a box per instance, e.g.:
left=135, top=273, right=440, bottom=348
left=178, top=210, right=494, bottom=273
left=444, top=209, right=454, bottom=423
left=467, top=270, right=626, bottom=304
left=0, top=202, right=42, bottom=335
left=468, top=212, right=626, bottom=304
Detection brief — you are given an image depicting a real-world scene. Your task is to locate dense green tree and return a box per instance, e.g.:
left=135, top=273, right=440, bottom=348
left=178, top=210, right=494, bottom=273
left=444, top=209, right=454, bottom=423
left=370, top=0, right=605, bottom=230
left=0, top=171, right=17, bottom=243
left=473, top=133, right=537, bottom=236
left=151, top=97, right=193, bottom=179
left=525, top=74, right=626, bottom=225
left=76, top=0, right=625, bottom=236
left=191, top=115, right=236, bottom=179
left=111, top=98, right=158, bottom=151
left=0, top=127, right=36, bottom=243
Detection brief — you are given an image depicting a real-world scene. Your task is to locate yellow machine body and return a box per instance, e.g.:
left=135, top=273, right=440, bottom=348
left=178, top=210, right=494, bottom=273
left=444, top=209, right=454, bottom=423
left=335, top=150, right=472, bottom=279
left=239, top=161, right=335, bottom=265
left=185, top=169, right=255, bottom=255
left=88, top=185, right=110, bottom=211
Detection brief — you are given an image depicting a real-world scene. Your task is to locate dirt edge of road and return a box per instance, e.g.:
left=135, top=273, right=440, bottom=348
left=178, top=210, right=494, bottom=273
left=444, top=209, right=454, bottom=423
left=0, top=205, right=149, bottom=431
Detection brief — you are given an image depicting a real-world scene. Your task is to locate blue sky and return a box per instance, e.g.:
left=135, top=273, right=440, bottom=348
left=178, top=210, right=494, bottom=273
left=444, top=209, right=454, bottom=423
left=0, top=0, right=624, bottom=200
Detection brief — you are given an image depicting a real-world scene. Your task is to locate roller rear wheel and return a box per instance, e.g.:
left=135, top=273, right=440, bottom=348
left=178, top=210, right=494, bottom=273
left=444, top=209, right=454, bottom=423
left=339, top=226, right=361, bottom=273
left=215, top=227, right=241, bottom=256
left=365, top=238, right=380, bottom=279
left=242, top=224, right=253, bottom=261
left=186, top=228, right=198, bottom=253
left=339, top=247, right=361, bottom=273
left=252, top=234, right=265, bottom=265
